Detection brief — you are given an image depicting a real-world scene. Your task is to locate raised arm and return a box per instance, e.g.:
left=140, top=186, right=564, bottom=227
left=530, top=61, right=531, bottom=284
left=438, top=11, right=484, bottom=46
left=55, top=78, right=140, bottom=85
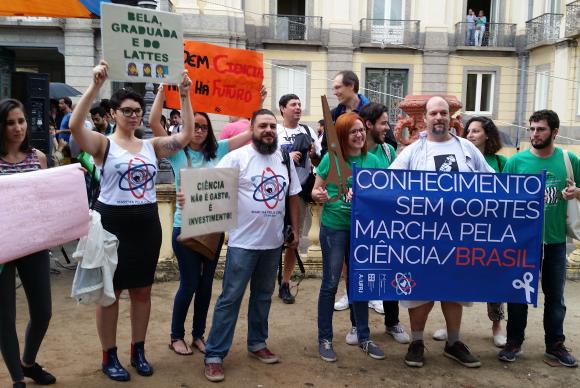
left=149, top=84, right=168, bottom=137
left=152, top=71, right=194, bottom=159
left=69, top=61, right=109, bottom=161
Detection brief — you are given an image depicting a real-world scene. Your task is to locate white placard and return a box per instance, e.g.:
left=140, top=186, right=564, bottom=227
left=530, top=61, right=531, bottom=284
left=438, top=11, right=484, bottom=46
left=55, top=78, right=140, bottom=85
left=100, top=2, right=183, bottom=83
left=180, top=167, right=239, bottom=238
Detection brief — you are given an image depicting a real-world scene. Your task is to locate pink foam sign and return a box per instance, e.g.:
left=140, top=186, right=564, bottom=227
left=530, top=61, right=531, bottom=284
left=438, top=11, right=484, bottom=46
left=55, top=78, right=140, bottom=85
left=0, top=164, right=90, bottom=264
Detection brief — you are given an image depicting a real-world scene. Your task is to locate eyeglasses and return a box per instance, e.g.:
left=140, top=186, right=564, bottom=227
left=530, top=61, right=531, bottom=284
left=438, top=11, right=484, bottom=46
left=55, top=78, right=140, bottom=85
left=527, top=126, right=549, bottom=133
left=194, top=123, right=209, bottom=132
left=117, top=107, right=143, bottom=117
left=349, top=128, right=366, bottom=136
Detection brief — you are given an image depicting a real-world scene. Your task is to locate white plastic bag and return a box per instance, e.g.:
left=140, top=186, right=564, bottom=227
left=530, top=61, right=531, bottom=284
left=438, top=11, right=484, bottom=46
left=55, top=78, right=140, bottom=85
left=71, top=210, right=118, bottom=306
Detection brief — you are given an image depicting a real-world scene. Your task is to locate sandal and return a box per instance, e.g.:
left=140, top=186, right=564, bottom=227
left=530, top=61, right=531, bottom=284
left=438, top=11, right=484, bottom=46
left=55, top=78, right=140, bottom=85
left=192, top=337, right=206, bottom=354
left=168, top=339, right=193, bottom=356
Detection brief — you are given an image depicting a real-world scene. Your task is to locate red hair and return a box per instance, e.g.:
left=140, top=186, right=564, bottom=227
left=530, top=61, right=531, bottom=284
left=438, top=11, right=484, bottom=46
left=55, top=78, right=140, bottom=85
left=334, top=112, right=367, bottom=157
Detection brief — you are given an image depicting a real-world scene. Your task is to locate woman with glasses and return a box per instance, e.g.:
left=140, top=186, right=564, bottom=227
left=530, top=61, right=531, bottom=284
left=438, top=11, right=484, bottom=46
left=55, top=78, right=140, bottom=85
left=311, top=112, right=383, bottom=362
left=0, top=99, right=54, bottom=388
left=149, top=85, right=253, bottom=357
left=69, top=61, right=194, bottom=382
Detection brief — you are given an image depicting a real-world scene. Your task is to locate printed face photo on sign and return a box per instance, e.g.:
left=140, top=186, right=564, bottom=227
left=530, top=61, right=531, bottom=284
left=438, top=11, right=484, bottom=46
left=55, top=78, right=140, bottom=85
left=434, top=154, right=459, bottom=172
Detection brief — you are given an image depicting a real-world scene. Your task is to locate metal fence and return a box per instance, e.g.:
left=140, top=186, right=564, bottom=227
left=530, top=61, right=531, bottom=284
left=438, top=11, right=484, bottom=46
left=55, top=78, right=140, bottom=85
left=455, top=22, right=516, bottom=48
left=359, top=18, right=420, bottom=47
left=566, top=0, right=580, bottom=37
left=262, top=14, right=323, bottom=42
left=526, top=13, right=563, bottom=47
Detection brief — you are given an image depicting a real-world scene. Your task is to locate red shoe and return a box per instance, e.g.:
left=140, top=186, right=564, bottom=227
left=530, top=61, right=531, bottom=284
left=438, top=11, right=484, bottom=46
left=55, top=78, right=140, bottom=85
left=249, top=348, right=280, bottom=364
left=204, top=362, right=225, bottom=382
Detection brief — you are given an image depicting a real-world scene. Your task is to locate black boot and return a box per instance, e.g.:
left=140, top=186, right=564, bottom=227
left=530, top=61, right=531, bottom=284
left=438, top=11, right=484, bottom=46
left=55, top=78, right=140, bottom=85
left=21, top=363, right=56, bottom=385
left=102, top=347, right=130, bottom=381
left=131, top=341, right=153, bottom=376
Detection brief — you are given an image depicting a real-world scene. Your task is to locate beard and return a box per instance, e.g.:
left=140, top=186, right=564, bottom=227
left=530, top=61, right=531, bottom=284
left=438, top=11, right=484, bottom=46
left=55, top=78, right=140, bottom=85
left=370, top=129, right=384, bottom=144
left=252, top=134, right=278, bottom=155
left=531, top=136, right=553, bottom=149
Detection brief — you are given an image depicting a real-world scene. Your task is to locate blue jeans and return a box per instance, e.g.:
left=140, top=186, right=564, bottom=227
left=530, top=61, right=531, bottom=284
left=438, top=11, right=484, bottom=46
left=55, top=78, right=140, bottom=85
left=465, top=28, right=475, bottom=45
left=205, top=246, right=282, bottom=364
left=318, top=225, right=370, bottom=344
left=506, top=243, right=567, bottom=347
left=170, top=227, right=222, bottom=341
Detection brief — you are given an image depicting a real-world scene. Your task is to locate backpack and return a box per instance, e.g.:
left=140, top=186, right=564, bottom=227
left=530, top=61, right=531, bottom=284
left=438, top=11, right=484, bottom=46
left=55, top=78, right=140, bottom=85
left=294, top=124, right=316, bottom=203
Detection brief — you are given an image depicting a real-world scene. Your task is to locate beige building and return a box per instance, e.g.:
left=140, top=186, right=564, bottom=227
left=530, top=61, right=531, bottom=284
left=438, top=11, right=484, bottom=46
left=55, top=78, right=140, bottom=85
left=1, top=0, right=579, bottom=146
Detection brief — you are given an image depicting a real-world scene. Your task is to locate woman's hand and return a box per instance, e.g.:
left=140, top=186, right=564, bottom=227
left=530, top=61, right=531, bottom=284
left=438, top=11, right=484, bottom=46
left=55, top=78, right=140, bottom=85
left=92, top=60, right=109, bottom=88
left=312, top=186, right=329, bottom=203
left=157, top=83, right=165, bottom=96
left=179, top=70, right=192, bottom=96
left=177, top=189, right=186, bottom=208
left=345, top=187, right=353, bottom=202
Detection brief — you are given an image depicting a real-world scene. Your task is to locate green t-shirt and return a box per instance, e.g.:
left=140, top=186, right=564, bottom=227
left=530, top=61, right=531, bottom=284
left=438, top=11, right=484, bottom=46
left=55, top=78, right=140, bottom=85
left=484, top=153, right=507, bottom=173
left=317, top=152, right=380, bottom=230
left=368, top=143, right=396, bottom=168
left=503, top=148, right=580, bottom=244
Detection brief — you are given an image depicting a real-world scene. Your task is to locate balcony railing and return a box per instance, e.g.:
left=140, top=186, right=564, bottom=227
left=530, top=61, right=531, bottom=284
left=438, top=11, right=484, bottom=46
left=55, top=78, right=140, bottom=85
left=566, top=0, right=580, bottom=37
left=262, top=14, right=322, bottom=42
left=455, top=22, right=516, bottom=48
left=526, top=13, right=563, bottom=47
left=359, top=19, right=420, bottom=47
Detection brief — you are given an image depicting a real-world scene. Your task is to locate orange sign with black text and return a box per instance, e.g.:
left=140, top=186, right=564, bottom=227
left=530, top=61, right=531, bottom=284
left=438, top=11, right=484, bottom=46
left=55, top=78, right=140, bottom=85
left=165, top=41, right=264, bottom=118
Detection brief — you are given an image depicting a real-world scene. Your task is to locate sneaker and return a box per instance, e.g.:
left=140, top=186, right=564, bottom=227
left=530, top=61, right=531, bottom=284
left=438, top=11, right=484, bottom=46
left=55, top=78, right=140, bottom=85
left=432, top=328, right=447, bottom=341
left=334, top=294, right=349, bottom=311
left=204, top=362, right=225, bottom=382
left=319, top=340, right=337, bottom=362
left=493, top=334, right=507, bottom=348
left=404, top=340, right=425, bottom=367
left=368, top=300, right=384, bottom=314
left=278, top=282, right=295, bottom=304
left=444, top=341, right=481, bottom=368
left=386, top=323, right=411, bottom=344
left=345, top=327, right=358, bottom=345
left=21, top=362, right=56, bottom=385
left=545, top=341, right=578, bottom=367
left=249, top=348, right=279, bottom=364
left=360, top=340, right=386, bottom=360
left=498, top=342, right=522, bottom=362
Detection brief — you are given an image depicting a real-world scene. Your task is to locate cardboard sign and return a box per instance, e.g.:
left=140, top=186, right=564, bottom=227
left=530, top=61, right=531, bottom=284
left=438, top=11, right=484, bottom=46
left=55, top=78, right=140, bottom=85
left=349, top=168, right=545, bottom=305
left=180, top=167, right=239, bottom=238
left=100, top=2, right=183, bottom=83
left=0, top=164, right=90, bottom=264
left=164, top=41, right=264, bottom=118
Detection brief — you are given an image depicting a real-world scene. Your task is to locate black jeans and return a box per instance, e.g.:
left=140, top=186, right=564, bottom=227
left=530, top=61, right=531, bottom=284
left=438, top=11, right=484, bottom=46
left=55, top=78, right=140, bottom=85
left=506, top=243, right=567, bottom=347
left=0, top=251, right=52, bottom=382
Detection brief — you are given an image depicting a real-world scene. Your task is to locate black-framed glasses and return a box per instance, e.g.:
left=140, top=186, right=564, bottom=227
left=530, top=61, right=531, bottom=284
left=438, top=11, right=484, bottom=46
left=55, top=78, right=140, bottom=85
left=117, top=107, right=143, bottom=117
left=194, top=123, right=209, bottom=132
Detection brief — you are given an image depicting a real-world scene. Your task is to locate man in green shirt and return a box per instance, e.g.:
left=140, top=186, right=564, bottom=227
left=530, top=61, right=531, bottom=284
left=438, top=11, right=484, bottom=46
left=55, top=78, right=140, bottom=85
left=500, top=110, right=580, bottom=367
left=359, top=102, right=410, bottom=345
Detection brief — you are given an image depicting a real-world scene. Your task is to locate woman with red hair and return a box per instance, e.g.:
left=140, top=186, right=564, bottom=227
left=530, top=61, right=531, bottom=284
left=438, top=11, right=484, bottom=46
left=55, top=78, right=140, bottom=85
left=311, top=112, right=382, bottom=362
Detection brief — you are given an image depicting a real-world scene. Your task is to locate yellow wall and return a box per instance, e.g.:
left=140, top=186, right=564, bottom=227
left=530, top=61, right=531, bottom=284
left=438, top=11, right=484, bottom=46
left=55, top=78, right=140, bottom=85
left=261, top=49, right=327, bottom=123
left=526, top=45, right=555, bottom=119
left=448, top=56, right=519, bottom=125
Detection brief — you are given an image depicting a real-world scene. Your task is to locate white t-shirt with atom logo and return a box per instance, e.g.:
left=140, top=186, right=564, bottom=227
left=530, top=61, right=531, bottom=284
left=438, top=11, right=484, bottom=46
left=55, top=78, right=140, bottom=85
left=217, top=144, right=301, bottom=249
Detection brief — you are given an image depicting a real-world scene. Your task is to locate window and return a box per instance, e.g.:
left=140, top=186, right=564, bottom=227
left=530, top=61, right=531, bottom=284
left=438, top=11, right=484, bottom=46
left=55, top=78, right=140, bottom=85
left=274, top=65, right=307, bottom=110
left=465, top=72, right=495, bottom=114
left=534, top=70, right=549, bottom=111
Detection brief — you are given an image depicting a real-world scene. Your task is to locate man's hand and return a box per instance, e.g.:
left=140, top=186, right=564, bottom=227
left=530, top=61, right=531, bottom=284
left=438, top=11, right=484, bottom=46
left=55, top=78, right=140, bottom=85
left=562, top=178, right=580, bottom=200
left=288, top=231, right=299, bottom=249
left=289, top=151, right=302, bottom=164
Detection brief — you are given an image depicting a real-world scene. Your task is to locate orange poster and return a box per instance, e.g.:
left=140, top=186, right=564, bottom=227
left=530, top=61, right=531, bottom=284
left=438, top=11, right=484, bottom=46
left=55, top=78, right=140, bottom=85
left=165, top=41, right=264, bottom=118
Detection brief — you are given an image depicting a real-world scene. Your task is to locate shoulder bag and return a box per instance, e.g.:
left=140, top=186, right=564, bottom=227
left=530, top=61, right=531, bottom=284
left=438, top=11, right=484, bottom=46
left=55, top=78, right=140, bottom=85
left=562, top=149, right=580, bottom=240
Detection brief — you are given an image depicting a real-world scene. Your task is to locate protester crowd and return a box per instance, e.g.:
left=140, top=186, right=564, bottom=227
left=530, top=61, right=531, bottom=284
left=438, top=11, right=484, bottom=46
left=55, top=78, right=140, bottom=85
left=2, top=62, right=580, bottom=388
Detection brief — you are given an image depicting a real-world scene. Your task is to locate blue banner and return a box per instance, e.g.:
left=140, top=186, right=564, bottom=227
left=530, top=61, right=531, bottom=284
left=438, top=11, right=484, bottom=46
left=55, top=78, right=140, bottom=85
left=349, top=168, right=545, bottom=306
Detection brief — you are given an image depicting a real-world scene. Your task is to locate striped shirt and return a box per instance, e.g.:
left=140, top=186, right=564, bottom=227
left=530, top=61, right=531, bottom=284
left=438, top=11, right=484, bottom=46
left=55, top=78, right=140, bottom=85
left=0, top=150, right=42, bottom=176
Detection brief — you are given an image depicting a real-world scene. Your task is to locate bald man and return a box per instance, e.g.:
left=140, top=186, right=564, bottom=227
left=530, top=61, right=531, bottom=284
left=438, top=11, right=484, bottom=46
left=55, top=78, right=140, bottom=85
left=388, top=96, right=493, bottom=368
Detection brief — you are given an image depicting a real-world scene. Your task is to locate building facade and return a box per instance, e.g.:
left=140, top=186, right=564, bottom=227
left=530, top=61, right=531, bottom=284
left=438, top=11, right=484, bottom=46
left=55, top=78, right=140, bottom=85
left=0, top=0, right=578, bottom=145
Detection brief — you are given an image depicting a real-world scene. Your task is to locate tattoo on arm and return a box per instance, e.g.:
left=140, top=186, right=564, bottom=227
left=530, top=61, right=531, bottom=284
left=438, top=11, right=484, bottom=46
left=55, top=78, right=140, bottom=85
left=161, top=137, right=182, bottom=152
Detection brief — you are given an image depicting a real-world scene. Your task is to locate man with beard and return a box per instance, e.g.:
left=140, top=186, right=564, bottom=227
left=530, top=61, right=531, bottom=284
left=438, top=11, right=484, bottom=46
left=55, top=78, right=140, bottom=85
left=389, top=96, right=492, bottom=368
left=203, top=109, right=302, bottom=382
left=499, top=110, right=580, bottom=367
left=359, top=102, right=410, bottom=345
left=277, top=94, right=320, bottom=304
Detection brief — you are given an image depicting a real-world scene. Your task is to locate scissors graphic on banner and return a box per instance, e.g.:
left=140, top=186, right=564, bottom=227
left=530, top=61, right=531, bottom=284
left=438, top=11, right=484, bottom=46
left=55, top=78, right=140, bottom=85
left=512, top=272, right=535, bottom=304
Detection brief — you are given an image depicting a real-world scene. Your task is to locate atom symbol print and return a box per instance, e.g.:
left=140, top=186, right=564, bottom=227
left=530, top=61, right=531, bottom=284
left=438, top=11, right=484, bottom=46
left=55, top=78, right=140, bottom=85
left=117, top=157, right=157, bottom=199
left=251, top=167, right=287, bottom=209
